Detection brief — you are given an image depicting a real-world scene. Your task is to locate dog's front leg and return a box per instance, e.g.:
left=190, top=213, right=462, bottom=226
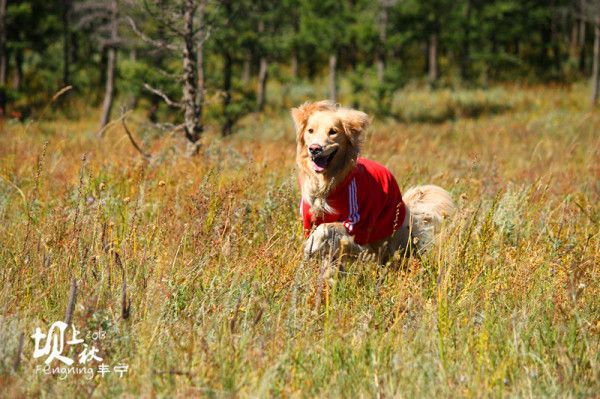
left=304, top=223, right=361, bottom=260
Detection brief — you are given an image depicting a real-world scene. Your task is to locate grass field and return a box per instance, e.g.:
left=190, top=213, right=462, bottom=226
left=0, top=83, right=599, bottom=397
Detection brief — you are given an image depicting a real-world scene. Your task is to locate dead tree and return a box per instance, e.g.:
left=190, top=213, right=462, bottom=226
left=100, top=0, right=119, bottom=130
left=73, top=0, right=123, bottom=131
left=128, top=0, right=208, bottom=154
left=181, top=0, right=202, bottom=148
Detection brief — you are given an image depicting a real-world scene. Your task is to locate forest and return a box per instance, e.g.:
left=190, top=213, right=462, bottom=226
left=0, top=0, right=599, bottom=146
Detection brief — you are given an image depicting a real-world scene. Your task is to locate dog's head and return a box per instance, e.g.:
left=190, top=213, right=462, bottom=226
left=291, top=101, right=370, bottom=179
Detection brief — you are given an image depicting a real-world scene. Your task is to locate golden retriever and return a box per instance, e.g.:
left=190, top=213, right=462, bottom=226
left=292, top=100, right=455, bottom=263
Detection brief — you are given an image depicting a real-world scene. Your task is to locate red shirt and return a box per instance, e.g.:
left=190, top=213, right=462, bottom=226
left=301, top=157, right=406, bottom=245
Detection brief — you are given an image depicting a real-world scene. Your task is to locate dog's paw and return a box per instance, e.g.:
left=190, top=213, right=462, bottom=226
left=304, top=224, right=345, bottom=260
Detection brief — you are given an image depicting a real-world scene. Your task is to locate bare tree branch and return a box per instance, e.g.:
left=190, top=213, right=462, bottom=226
left=121, top=110, right=152, bottom=160
left=143, top=83, right=182, bottom=108
left=97, top=109, right=130, bottom=137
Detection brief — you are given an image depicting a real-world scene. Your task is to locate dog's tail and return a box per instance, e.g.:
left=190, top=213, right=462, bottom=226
left=402, top=185, right=455, bottom=253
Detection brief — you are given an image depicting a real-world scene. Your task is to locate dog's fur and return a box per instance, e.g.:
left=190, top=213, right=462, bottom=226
left=292, top=100, right=455, bottom=263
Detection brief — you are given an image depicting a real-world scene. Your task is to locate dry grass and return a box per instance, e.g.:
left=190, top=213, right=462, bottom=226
left=0, top=83, right=599, bottom=397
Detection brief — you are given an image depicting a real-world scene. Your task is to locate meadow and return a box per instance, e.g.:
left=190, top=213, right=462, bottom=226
left=0, top=83, right=599, bottom=397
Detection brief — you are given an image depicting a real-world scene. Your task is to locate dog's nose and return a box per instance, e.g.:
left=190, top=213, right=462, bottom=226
left=309, top=144, right=322, bottom=156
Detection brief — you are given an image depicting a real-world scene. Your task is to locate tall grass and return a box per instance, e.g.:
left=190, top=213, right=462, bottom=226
left=0, top=83, right=598, bottom=397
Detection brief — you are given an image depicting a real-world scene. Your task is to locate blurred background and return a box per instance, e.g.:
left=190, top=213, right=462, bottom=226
left=0, top=0, right=599, bottom=143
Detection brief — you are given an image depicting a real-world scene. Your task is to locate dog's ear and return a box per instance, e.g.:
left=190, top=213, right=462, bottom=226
left=291, top=105, right=309, bottom=133
left=338, top=109, right=370, bottom=144
left=291, top=100, right=336, bottom=133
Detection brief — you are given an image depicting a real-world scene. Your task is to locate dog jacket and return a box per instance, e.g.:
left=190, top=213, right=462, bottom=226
left=301, top=157, right=406, bottom=245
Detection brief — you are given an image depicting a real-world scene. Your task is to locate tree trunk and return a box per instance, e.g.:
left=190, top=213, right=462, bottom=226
left=540, top=24, right=552, bottom=69
left=148, top=0, right=166, bottom=123
left=375, top=0, right=389, bottom=85
left=579, top=16, right=587, bottom=73
left=221, top=51, right=233, bottom=136
left=570, top=18, right=579, bottom=61
left=99, top=47, right=116, bottom=129
left=181, top=0, right=201, bottom=154
left=0, top=0, right=7, bottom=86
left=290, top=16, right=300, bottom=79
left=291, top=51, right=298, bottom=78
left=549, top=0, right=561, bottom=74
left=428, top=32, right=438, bottom=82
left=221, top=0, right=234, bottom=136
left=0, top=0, right=7, bottom=117
left=242, top=53, right=251, bottom=84
left=591, top=17, right=600, bottom=107
left=257, top=56, right=268, bottom=112
left=99, top=0, right=118, bottom=130
left=460, top=0, right=472, bottom=81
left=422, top=42, right=429, bottom=74
left=256, top=19, right=268, bottom=111
left=62, top=0, right=71, bottom=86
left=12, top=49, right=23, bottom=90
left=196, top=0, right=206, bottom=125
left=329, top=53, right=337, bottom=103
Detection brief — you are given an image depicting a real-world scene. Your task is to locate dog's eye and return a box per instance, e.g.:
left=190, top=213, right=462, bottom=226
left=329, top=129, right=337, bottom=136
left=307, top=128, right=314, bottom=134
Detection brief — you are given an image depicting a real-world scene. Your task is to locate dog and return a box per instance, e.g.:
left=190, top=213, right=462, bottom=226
left=292, top=100, right=455, bottom=264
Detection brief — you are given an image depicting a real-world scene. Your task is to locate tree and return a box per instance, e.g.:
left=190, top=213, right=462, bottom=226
left=62, top=0, right=71, bottom=86
left=298, top=0, right=351, bottom=102
left=594, top=17, right=600, bottom=105
left=73, top=0, right=123, bottom=130
left=209, top=0, right=257, bottom=136
left=0, top=0, right=7, bottom=116
left=181, top=0, right=202, bottom=149
left=196, top=0, right=206, bottom=126
left=578, top=0, right=600, bottom=105
left=256, top=19, right=269, bottom=112
left=101, top=0, right=119, bottom=130
left=460, top=0, right=473, bottom=81
left=0, top=0, right=6, bottom=86
left=218, top=0, right=234, bottom=135
left=375, top=0, right=395, bottom=84
left=128, top=0, right=208, bottom=153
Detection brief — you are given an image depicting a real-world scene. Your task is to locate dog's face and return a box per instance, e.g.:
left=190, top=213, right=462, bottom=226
left=291, top=101, right=369, bottom=179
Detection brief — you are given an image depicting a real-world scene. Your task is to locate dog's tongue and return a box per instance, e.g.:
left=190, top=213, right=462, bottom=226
left=312, top=156, right=328, bottom=172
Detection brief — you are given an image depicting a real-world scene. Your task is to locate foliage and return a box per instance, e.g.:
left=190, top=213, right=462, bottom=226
left=1, top=0, right=598, bottom=124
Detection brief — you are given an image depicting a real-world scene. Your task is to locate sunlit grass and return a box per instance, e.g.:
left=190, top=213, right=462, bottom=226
left=0, top=83, right=598, bottom=397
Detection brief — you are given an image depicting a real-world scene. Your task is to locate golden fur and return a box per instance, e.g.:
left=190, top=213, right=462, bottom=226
left=292, top=101, right=456, bottom=263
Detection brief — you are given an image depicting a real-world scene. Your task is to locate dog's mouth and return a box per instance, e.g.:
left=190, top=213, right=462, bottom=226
left=310, top=149, right=338, bottom=173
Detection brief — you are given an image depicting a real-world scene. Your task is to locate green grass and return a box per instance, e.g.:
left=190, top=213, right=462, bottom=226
left=0, top=83, right=599, bottom=397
